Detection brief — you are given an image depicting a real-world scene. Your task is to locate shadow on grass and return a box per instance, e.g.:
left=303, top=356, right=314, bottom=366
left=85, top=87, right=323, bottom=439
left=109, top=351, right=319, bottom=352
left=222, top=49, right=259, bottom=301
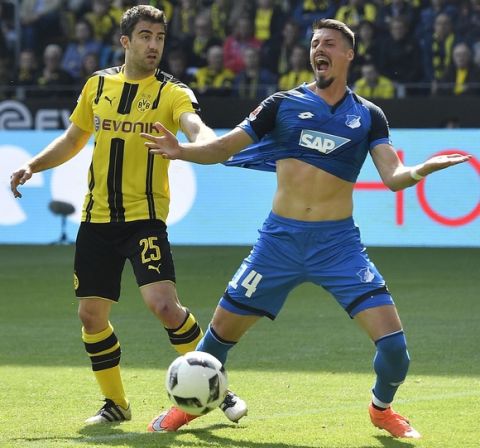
left=10, top=425, right=420, bottom=448
left=74, top=423, right=322, bottom=448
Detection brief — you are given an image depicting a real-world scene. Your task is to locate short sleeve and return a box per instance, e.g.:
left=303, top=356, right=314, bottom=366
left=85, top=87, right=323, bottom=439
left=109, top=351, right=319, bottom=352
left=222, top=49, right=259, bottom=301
left=171, top=85, right=200, bottom=127
left=237, top=92, right=285, bottom=142
left=70, top=77, right=95, bottom=133
left=368, top=103, right=392, bottom=148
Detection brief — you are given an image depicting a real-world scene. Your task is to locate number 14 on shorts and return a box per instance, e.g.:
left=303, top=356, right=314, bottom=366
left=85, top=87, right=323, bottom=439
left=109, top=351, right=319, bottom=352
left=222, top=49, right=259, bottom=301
left=229, top=263, right=263, bottom=298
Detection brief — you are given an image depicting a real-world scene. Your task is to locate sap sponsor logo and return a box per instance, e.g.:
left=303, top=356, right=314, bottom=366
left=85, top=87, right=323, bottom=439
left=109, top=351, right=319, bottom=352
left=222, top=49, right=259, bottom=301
left=0, top=100, right=71, bottom=130
left=345, top=115, right=361, bottom=129
left=298, top=129, right=350, bottom=154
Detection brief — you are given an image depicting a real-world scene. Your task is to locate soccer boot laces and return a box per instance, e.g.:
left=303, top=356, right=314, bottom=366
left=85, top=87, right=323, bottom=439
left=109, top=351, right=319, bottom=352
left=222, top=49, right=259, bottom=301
left=220, top=390, right=248, bottom=423
left=85, top=398, right=131, bottom=424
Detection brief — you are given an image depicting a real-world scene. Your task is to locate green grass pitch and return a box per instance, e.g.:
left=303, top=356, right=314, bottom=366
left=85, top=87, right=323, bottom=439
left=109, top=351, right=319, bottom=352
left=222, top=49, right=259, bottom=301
left=0, top=245, right=479, bottom=448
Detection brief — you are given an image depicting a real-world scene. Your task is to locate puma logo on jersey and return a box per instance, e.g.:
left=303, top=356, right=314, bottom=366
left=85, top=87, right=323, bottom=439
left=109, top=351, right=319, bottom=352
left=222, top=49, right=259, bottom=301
left=104, top=95, right=115, bottom=106
left=299, top=129, right=350, bottom=154
left=148, top=263, right=162, bottom=274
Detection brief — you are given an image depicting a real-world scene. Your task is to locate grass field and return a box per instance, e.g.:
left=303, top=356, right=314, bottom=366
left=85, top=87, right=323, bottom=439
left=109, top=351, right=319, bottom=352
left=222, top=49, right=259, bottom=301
left=0, top=245, right=479, bottom=448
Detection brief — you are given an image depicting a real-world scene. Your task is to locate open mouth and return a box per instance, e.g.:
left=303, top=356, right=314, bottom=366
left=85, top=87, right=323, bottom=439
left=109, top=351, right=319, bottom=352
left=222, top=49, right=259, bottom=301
left=315, top=57, right=330, bottom=72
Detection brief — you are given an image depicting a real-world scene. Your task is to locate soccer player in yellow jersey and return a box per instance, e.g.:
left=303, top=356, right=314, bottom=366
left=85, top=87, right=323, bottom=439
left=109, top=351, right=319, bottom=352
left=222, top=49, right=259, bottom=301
left=10, top=5, right=247, bottom=425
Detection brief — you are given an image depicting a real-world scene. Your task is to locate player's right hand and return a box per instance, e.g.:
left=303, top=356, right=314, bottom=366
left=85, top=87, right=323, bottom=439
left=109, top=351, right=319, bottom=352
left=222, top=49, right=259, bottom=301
left=141, top=121, right=182, bottom=160
left=10, top=166, right=32, bottom=198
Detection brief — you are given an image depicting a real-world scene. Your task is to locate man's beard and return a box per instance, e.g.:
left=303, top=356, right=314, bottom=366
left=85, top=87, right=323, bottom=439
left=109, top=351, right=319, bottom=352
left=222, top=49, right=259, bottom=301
left=315, top=75, right=334, bottom=89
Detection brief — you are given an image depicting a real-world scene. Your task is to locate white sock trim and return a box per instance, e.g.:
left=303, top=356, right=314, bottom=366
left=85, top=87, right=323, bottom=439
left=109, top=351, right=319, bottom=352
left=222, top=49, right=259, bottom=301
left=372, top=392, right=391, bottom=409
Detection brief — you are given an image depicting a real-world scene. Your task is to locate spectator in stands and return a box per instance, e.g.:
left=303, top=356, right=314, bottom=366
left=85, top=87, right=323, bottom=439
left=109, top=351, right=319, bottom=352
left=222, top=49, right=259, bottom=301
left=278, top=44, right=312, bottom=90
left=0, top=61, right=7, bottom=99
left=134, top=1, right=174, bottom=22
left=223, top=16, right=262, bottom=74
left=169, top=0, right=199, bottom=45
left=228, top=0, right=255, bottom=33
left=77, top=52, right=101, bottom=88
left=422, top=13, right=457, bottom=86
left=233, top=46, right=277, bottom=99
left=416, top=0, right=457, bottom=39
left=84, top=0, right=121, bottom=44
left=99, top=28, right=124, bottom=68
left=208, top=0, right=231, bottom=40
left=191, top=45, right=235, bottom=96
left=0, top=13, right=9, bottom=63
left=252, top=0, right=285, bottom=43
left=183, top=12, right=223, bottom=69
left=349, top=20, right=382, bottom=83
left=473, top=40, right=480, bottom=68
left=376, top=0, right=419, bottom=33
left=378, top=16, right=424, bottom=95
left=11, top=49, right=39, bottom=99
left=66, top=0, right=92, bottom=18
left=455, top=0, right=480, bottom=45
left=166, top=49, right=196, bottom=84
left=292, top=0, right=338, bottom=41
left=35, top=44, right=74, bottom=97
left=62, top=20, right=102, bottom=81
left=0, top=1, right=15, bottom=63
left=261, top=19, right=303, bottom=76
left=335, top=0, right=377, bottom=32
left=20, top=0, right=63, bottom=53
left=353, top=63, right=395, bottom=99
left=436, top=42, right=480, bottom=95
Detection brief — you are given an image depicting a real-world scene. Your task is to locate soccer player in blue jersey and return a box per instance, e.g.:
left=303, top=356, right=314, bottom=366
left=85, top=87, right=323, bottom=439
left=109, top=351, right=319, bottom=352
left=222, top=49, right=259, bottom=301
left=141, top=19, right=471, bottom=437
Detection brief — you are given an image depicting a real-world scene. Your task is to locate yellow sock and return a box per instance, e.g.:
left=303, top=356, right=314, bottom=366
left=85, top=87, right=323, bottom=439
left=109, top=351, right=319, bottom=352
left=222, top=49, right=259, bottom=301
left=166, top=309, right=204, bottom=355
left=82, top=323, right=128, bottom=409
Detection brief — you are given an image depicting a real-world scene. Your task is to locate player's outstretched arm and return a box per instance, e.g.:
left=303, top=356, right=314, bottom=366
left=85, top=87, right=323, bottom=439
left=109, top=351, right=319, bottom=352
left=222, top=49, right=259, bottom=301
left=371, top=143, right=472, bottom=191
left=10, top=123, right=91, bottom=198
left=141, top=122, right=253, bottom=164
left=179, top=111, right=217, bottom=143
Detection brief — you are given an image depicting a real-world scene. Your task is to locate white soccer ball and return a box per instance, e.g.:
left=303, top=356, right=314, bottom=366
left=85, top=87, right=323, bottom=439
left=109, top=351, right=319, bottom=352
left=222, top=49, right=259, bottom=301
left=165, top=351, right=228, bottom=415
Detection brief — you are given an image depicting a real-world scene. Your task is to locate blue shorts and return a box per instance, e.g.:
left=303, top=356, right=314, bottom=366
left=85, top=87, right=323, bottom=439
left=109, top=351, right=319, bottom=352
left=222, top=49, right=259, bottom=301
left=219, top=212, right=394, bottom=319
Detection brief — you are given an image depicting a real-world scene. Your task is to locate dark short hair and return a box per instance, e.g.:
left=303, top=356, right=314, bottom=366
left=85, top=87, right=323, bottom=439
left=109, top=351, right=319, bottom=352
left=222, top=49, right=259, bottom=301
left=312, top=19, right=355, bottom=49
left=120, top=5, right=167, bottom=38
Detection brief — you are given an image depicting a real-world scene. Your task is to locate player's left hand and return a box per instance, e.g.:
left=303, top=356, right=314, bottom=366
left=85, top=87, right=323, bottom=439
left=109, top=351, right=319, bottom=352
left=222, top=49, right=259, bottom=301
left=422, top=153, right=472, bottom=175
left=141, top=122, right=183, bottom=160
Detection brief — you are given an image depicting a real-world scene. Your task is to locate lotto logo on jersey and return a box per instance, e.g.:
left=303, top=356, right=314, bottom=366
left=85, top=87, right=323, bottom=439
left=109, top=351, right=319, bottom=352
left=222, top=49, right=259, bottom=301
left=299, top=129, right=350, bottom=154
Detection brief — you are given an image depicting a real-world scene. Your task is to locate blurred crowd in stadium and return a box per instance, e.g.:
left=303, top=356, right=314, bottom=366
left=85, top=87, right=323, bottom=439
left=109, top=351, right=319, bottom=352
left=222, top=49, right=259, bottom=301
left=1, top=0, right=480, bottom=100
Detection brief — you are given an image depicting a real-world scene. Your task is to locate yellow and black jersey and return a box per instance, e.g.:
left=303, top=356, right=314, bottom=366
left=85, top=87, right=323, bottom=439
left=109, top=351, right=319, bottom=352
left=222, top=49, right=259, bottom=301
left=70, top=66, right=199, bottom=223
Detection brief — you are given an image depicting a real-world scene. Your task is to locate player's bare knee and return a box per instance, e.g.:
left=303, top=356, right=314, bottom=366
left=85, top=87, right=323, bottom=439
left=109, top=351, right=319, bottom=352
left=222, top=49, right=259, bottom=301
left=148, top=296, right=183, bottom=323
left=78, top=309, right=107, bottom=333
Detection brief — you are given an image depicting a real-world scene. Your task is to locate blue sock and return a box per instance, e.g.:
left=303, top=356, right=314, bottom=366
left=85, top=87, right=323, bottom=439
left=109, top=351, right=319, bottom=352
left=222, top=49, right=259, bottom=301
left=195, top=324, right=236, bottom=365
left=372, top=330, right=410, bottom=406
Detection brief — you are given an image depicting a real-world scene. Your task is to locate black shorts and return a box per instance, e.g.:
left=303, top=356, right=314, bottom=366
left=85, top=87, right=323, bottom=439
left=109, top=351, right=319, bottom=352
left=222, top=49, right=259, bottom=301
left=74, top=220, right=176, bottom=301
